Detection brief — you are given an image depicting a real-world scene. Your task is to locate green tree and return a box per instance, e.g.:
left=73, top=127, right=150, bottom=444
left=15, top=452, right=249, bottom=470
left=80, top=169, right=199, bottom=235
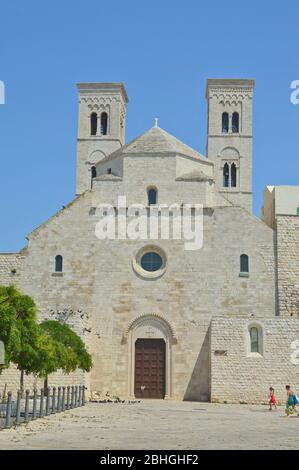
left=28, top=327, right=66, bottom=393
left=0, top=286, right=60, bottom=394
left=0, top=286, right=22, bottom=368
left=40, top=320, right=92, bottom=391
left=0, top=286, right=92, bottom=394
left=0, top=286, right=45, bottom=393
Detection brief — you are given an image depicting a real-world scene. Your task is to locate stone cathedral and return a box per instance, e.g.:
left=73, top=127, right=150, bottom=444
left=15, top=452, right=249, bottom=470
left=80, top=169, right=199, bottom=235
left=0, top=79, right=298, bottom=404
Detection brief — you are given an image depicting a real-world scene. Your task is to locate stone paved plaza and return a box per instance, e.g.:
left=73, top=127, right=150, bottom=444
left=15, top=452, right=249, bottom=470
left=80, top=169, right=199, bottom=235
left=0, top=400, right=298, bottom=450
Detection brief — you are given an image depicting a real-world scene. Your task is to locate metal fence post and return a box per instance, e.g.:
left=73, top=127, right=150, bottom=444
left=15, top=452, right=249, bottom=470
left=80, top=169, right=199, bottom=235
left=62, top=386, right=66, bottom=412
left=16, top=389, right=22, bottom=425
left=51, top=387, right=56, bottom=414
left=66, top=386, right=70, bottom=410
left=39, top=388, right=44, bottom=418
left=57, top=386, right=61, bottom=412
left=32, top=388, right=37, bottom=420
left=46, top=387, right=51, bottom=416
left=4, top=391, right=12, bottom=429
left=82, top=386, right=85, bottom=406
left=71, top=386, right=75, bottom=409
left=74, top=386, right=78, bottom=408
left=24, top=389, right=30, bottom=423
left=78, top=385, right=82, bottom=407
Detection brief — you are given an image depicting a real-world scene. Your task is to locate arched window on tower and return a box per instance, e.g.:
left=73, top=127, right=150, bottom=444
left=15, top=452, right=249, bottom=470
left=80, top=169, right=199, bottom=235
left=240, top=254, right=249, bottom=273
left=101, top=112, right=108, bottom=135
left=55, top=255, right=63, bottom=273
left=223, top=163, right=230, bottom=187
left=90, top=113, right=97, bottom=136
left=222, top=112, right=229, bottom=134
left=232, top=112, right=239, bottom=133
left=91, top=166, right=97, bottom=178
left=231, top=163, right=237, bottom=187
left=91, top=166, right=97, bottom=188
left=148, top=187, right=157, bottom=205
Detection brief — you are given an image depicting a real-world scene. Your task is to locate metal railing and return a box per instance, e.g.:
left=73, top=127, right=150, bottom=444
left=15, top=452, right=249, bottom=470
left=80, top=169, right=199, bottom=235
left=0, top=385, right=86, bottom=429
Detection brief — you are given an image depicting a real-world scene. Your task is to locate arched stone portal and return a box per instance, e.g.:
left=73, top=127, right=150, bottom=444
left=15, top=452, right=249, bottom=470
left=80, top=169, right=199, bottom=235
left=124, top=314, right=177, bottom=399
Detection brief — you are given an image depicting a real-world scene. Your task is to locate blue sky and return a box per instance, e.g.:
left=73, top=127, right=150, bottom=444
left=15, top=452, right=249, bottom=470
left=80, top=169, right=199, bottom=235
left=0, top=1, right=298, bottom=251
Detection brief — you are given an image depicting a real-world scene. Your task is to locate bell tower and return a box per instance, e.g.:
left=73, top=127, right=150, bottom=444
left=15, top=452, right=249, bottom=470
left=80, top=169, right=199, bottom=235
left=206, top=79, right=255, bottom=213
left=76, top=82, right=128, bottom=194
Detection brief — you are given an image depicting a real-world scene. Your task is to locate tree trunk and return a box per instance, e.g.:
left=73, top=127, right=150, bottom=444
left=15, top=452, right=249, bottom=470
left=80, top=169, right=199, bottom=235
left=1, top=383, right=7, bottom=403
left=44, top=376, right=48, bottom=395
left=20, top=370, right=24, bottom=397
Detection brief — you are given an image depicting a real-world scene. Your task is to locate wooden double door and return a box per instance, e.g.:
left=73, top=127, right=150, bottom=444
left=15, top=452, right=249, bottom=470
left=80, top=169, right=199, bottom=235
left=134, top=338, right=166, bottom=399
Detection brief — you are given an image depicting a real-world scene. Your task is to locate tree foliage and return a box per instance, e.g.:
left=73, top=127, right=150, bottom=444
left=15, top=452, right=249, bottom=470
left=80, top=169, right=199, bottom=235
left=0, top=286, right=92, bottom=390
left=0, top=285, right=31, bottom=369
left=40, top=320, right=92, bottom=373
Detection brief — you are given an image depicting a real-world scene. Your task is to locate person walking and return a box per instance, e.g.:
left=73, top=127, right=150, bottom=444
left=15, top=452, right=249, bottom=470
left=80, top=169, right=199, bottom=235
left=285, top=385, right=296, bottom=416
left=268, top=387, right=277, bottom=411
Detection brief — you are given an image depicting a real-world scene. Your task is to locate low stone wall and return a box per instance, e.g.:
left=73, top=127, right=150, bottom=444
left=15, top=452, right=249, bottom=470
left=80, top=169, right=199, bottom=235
left=211, top=316, right=299, bottom=404
left=0, top=364, right=89, bottom=399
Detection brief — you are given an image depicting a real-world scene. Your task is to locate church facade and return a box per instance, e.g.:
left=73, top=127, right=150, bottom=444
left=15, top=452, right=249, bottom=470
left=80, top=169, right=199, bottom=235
left=0, top=79, right=298, bottom=403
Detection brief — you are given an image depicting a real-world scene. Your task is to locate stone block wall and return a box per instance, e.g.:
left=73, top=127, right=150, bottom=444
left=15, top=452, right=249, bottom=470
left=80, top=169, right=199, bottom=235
left=0, top=253, right=24, bottom=286
left=276, top=215, right=299, bottom=317
left=211, top=316, right=299, bottom=404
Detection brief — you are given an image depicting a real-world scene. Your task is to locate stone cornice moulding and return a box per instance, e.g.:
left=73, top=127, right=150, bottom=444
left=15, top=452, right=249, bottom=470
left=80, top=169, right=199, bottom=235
left=77, top=82, right=129, bottom=104
left=208, top=134, right=252, bottom=139
left=205, top=79, right=255, bottom=97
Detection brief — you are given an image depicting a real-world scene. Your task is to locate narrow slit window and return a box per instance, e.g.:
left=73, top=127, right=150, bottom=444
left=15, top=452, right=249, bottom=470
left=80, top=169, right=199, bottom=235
left=91, top=166, right=97, bottom=178
left=231, top=163, right=237, bottom=187
left=250, top=327, right=259, bottom=353
left=232, top=112, right=239, bottom=133
left=222, top=112, right=229, bottom=134
left=148, top=188, right=157, bottom=205
left=101, top=112, right=108, bottom=135
left=55, top=255, right=63, bottom=273
left=240, top=254, right=249, bottom=273
left=90, top=113, right=97, bottom=135
left=223, top=163, right=230, bottom=187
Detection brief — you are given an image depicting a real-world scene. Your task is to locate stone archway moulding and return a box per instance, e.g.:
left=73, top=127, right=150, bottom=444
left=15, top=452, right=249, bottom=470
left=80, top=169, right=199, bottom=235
left=123, top=313, right=177, bottom=344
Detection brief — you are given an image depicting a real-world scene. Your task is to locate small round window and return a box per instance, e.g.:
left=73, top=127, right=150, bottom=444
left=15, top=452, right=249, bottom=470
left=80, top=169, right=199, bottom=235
left=132, top=245, right=167, bottom=279
left=140, top=252, right=163, bottom=272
